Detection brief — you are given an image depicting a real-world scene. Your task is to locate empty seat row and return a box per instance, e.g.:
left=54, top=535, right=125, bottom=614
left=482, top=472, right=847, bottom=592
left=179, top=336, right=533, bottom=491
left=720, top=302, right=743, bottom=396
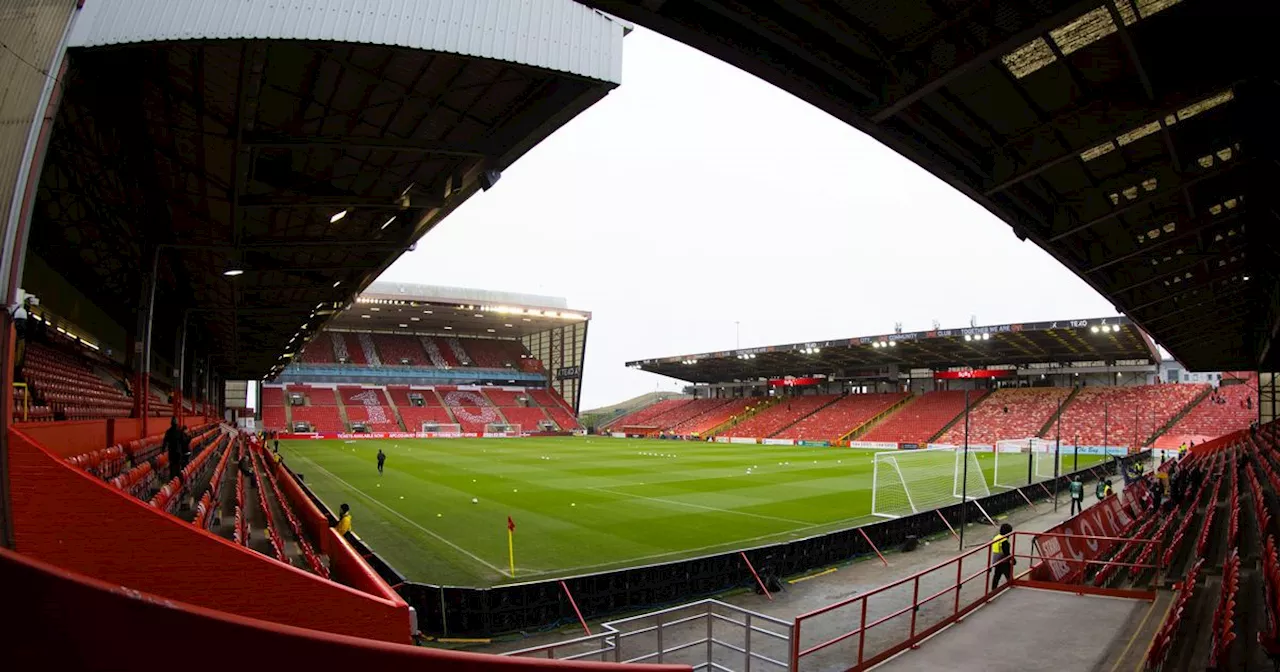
left=1208, top=549, right=1241, bottom=669
left=1146, top=558, right=1204, bottom=669
left=777, top=393, right=908, bottom=442
left=256, top=446, right=328, bottom=578
left=939, top=388, right=1069, bottom=445
left=862, top=390, right=983, bottom=444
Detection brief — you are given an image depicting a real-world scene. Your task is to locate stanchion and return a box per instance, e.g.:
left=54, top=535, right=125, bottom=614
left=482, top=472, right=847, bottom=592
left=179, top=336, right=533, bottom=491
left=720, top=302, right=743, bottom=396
left=858, top=528, right=889, bottom=567
left=740, top=551, right=773, bottom=600
left=560, top=580, right=591, bottom=635
left=937, top=510, right=959, bottom=541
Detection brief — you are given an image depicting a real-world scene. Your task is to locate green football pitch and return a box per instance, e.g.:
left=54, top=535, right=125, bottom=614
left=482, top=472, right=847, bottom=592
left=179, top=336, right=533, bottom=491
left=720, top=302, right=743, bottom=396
left=279, top=437, right=1107, bottom=587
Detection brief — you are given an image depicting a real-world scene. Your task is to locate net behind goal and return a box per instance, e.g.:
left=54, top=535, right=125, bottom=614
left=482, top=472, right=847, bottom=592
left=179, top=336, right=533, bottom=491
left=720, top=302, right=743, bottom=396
left=993, top=438, right=1058, bottom=488
left=485, top=423, right=521, bottom=436
left=872, top=448, right=990, bottom=518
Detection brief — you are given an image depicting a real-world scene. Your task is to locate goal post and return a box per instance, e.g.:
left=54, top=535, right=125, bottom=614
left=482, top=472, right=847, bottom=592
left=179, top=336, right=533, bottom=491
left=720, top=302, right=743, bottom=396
left=420, top=422, right=462, bottom=437
left=872, top=448, right=990, bottom=519
left=994, top=438, right=1059, bottom=488
left=485, top=422, right=521, bottom=436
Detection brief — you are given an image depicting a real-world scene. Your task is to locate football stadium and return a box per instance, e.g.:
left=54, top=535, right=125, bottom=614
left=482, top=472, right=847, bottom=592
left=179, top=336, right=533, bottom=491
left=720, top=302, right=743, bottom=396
left=5, top=2, right=1280, bottom=672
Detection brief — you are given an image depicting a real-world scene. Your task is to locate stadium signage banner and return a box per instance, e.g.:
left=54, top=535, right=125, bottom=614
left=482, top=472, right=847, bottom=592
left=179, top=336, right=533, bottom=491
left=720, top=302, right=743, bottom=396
left=798, top=440, right=829, bottom=447
left=1033, top=482, right=1148, bottom=582
left=714, top=436, right=732, bottom=443
left=933, top=369, right=1012, bottom=379
left=847, top=440, right=898, bottom=450
left=279, top=432, right=474, bottom=440
left=767, top=377, right=823, bottom=387
left=729, top=437, right=756, bottom=445
left=762, top=438, right=795, bottom=446
left=556, top=366, right=582, bottom=380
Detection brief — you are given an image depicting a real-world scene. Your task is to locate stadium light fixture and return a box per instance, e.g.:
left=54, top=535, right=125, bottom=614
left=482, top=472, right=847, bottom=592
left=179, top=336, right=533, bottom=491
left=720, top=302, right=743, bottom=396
left=982, top=333, right=990, bottom=340
left=888, top=341, right=896, bottom=347
left=444, top=326, right=453, bottom=330
left=332, top=281, right=341, bottom=288
left=487, top=328, right=496, bottom=333
left=361, top=315, right=370, bottom=319
left=381, top=216, right=395, bottom=230
left=1090, top=325, right=1099, bottom=333
left=1244, top=275, right=1251, bottom=281
left=963, top=334, right=971, bottom=342
left=223, top=268, right=244, bottom=277
left=411, top=317, right=420, bottom=321
left=399, top=323, right=408, bottom=328
left=330, top=209, right=348, bottom=223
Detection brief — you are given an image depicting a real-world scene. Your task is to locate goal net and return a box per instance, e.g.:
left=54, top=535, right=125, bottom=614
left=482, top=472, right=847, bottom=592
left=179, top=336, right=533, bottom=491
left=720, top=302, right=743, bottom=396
left=420, top=422, right=462, bottom=437
left=871, top=448, right=990, bottom=518
left=485, top=423, right=521, bottom=436
left=993, top=438, right=1059, bottom=488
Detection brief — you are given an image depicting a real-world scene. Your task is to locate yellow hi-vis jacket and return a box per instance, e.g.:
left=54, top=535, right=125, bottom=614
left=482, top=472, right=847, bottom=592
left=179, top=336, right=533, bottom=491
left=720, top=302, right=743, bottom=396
left=991, top=533, right=1008, bottom=556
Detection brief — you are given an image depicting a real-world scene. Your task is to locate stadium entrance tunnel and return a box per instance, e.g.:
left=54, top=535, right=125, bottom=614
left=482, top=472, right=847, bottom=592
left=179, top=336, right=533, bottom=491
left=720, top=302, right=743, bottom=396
left=307, top=452, right=1153, bottom=637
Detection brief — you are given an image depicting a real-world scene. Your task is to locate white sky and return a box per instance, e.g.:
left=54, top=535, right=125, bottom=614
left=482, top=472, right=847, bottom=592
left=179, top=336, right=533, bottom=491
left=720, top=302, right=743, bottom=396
left=376, top=28, right=1118, bottom=410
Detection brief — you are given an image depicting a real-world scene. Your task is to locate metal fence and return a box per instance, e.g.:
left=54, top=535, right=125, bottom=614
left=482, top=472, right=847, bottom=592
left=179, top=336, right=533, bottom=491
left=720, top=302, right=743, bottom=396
left=504, top=600, right=792, bottom=672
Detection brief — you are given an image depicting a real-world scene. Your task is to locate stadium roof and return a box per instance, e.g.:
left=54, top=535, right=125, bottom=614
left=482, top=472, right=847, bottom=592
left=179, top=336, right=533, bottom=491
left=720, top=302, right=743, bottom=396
left=29, top=1, right=624, bottom=380
left=324, top=281, right=588, bottom=340
left=580, top=0, right=1276, bottom=372
left=629, top=316, right=1158, bottom=383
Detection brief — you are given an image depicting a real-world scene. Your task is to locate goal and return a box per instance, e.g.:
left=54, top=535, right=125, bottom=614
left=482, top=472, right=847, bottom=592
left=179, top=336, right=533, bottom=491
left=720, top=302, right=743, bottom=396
left=871, top=448, right=990, bottom=519
left=993, top=438, right=1060, bottom=488
left=485, top=423, right=521, bottom=436
left=420, top=422, right=462, bottom=437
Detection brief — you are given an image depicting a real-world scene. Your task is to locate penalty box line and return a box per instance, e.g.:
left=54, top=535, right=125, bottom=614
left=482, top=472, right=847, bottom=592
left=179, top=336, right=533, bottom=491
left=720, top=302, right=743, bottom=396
left=290, top=452, right=512, bottom=578
left=588, top=485, right=810, bottom=526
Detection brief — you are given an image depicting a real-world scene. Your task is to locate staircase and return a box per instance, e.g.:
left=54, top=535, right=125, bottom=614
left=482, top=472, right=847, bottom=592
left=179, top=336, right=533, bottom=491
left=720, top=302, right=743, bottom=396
left=333, top=395, right=352, bottom=431
left=1144, top=385, right=1214, bottom=446
left=384, top=390, right=408, bottom=432
left=767, top=394, right=844, bottom=438
left=283, top=399, right=294, bottom=429
left=705, top=397, right=780, bottom=437
left=840, top=394, right=913, bottom=443
left=1037, top=386, right=1081, bottom=438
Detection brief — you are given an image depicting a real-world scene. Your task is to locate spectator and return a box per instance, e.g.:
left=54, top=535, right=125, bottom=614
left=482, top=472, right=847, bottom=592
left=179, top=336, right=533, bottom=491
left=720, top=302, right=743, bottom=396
left=334, top=503, right=353, bottom=536
left=377, top=448, right=386, bottom=475
left=163, top=416, right=187, bottom=482
left=990, top=523, right=1015, bottom=590
left=1069, top=474, right=1084, bottom=515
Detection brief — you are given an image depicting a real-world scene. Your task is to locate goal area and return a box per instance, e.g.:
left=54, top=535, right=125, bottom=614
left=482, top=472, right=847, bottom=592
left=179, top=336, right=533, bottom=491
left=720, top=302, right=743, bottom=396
left=485, top=423, right=521, bottom=436
left=993, top=438, right=1058, bottom=488
left=871, top=448, right=990, bottom=519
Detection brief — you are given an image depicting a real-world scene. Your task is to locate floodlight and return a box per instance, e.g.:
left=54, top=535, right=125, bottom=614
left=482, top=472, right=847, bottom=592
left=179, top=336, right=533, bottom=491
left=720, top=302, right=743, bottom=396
left=330, top=209, right=348, bottom=223
left=223, top=268, right=244, bottom=277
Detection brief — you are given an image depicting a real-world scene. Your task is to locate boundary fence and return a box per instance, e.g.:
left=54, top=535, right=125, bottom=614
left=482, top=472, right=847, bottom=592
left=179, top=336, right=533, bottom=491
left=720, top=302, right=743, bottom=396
left=289, top=450, right=1150, bottom=637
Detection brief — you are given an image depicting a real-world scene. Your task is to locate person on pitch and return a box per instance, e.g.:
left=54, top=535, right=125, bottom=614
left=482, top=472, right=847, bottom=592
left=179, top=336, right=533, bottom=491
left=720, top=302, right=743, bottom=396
left=990, top=523, right=1015, bottom=591
left=377, top=448, right=386, bottom=475
left=1069, top=474, right=1084, bottom=515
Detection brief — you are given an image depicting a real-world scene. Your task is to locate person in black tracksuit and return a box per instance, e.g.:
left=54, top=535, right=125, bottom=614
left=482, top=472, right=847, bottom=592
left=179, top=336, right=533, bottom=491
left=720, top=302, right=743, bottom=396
left=377, top=448, right=386, bottom=475
left=163, top=417, right=187, bottom=482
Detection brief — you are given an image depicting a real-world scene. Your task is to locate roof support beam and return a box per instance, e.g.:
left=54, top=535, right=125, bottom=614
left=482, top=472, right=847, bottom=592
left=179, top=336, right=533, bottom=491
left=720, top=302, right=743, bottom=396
left=871, top=0, right=1103, bottom=122
left=1084, top=210, right=1244, bottom=274
left=237, top=194, right=439, bottom=209
left=242, top=132, right=491, bottom=157
left=1048, top=159, right=1246, bottom=242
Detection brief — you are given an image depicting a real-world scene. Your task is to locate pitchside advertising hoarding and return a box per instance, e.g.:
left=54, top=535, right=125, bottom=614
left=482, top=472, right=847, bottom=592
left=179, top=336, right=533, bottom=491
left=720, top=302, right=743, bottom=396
left=279, top=431, right=521, bottom=440
left=1033, top=480, right=1150, bottom=582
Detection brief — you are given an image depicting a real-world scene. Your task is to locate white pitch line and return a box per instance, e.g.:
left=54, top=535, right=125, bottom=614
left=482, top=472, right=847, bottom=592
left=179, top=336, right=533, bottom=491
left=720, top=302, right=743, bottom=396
left=588, top=485, right=810, bottom=526
left=512, top=511, right=876, bottom=579
left=290, top=452, right=510, bottom=578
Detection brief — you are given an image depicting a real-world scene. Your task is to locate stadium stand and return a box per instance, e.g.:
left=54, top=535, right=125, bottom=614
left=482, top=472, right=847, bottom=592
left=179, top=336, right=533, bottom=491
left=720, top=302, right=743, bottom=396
left=1166, top=382, right=1256, bottom=439
left=528, top=387, right=582, bottom=430
left=501, top=406, right=552, bottom=429
left=291, top=406, right=345, bottom=432
left=720, top=395, right=833, bottom=438
left=344, top=405, right=402, bottom=432
left=300, top=334, right=336, bottom=363
left=337, top=332, right=367, bottom=365
left=1053, top=384, right=1208, bottom=446
left=601, top=398, right=691, bottom=430
left=862, top=390, right=985, bottom=445
left=302, top=385, right=338, bottom=406
left=938, top=387, right=1070, bottom=445
left=371, top=334, right=426, bottom=365
left=21, top=341, right=133, bottom=419
left=462, top=339, right=518, bottom=368
left=776, top=393, right=907, bottom=442
left=398, top=405, right=457, bottom=429
left=483, top=388, right=527, bottom=406
left=437, top=386, right=505, bottom=433
left=669, top=397, right=754, bottom=436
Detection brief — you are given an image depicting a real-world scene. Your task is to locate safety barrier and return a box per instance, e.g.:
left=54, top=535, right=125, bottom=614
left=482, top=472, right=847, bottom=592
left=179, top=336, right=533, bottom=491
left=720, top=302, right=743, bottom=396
left=505, top=599, right=791, bottom=672
left=789, top=530, right=1163, bottom=672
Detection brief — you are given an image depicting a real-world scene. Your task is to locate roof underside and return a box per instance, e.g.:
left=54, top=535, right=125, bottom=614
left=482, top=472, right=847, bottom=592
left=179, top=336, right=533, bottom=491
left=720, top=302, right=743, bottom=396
left=580, top=0, right=1279, bottom=371
left=30, top=39, right=614, bottom=378
left=326, top=294, right=589, bottom=340
left=631, top=317, right=1154, bottom=383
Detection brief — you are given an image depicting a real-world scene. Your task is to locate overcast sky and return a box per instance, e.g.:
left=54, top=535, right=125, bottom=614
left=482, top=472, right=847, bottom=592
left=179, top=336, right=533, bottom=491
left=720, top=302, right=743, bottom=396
left=375, top=28, right=1117, bottom=410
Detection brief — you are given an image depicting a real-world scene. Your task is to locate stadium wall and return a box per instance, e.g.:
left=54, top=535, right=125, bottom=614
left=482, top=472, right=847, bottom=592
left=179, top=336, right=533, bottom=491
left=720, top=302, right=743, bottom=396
left=7, top=428, right=413, bottom=643
left=293, top=451, right=1150, bottom=636
left=6, top=546, right=690, bottom=672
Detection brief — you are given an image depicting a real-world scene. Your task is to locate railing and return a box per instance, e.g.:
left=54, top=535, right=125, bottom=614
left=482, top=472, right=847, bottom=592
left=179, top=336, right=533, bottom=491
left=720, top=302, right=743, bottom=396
left=505, top=600, right=792, bottom=672
left=790, top=530, right=1164, bottom=672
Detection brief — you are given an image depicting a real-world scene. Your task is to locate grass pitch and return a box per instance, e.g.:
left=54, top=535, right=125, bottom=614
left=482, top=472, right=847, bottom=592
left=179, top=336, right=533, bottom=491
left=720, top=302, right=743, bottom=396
left=280, top=437, right=1106, bottom=587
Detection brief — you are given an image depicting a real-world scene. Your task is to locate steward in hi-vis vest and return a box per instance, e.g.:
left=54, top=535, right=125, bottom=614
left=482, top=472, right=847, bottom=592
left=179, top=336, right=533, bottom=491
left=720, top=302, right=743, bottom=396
left=990, top=523, right=1015, bottom=591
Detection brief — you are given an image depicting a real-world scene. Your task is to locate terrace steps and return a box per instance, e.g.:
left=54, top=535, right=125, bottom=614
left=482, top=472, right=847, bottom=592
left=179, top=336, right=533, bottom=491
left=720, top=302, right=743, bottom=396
left=838, top=394, right=913, bottom=443
left=844, top=394, right=916, bottom=442
left=1146, top=385, right=1214, bottom=445
left=1036, top=385, right=1081, bottom=438
left=926, top=391, right=987, bottom=443
left=765, top=394, right=844, bottom=438
left=705, top=396, right=780, bottom=437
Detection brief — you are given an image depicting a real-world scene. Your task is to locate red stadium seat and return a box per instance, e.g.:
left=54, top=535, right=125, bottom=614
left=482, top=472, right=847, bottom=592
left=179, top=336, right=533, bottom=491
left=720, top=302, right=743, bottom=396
left=776, top=393, right=907, bottom=442
left=862, top=390, right=986, bottom=444
left=938, top=388, right=1070, bottom=445
left=721, top=395, right=836, bottom=439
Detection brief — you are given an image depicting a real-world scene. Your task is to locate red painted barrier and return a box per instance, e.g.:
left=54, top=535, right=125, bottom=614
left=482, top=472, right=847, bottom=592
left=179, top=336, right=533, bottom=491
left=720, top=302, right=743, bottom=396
left=20, top=419, right=109, bottom=457
left=3, top=546, right=689, bottom=672
left=8, top=428, right=413, bottom=643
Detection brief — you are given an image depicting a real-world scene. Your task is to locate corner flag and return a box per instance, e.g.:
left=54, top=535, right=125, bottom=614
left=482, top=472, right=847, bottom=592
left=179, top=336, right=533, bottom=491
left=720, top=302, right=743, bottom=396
left=507, top=516, right=516, bottom=577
